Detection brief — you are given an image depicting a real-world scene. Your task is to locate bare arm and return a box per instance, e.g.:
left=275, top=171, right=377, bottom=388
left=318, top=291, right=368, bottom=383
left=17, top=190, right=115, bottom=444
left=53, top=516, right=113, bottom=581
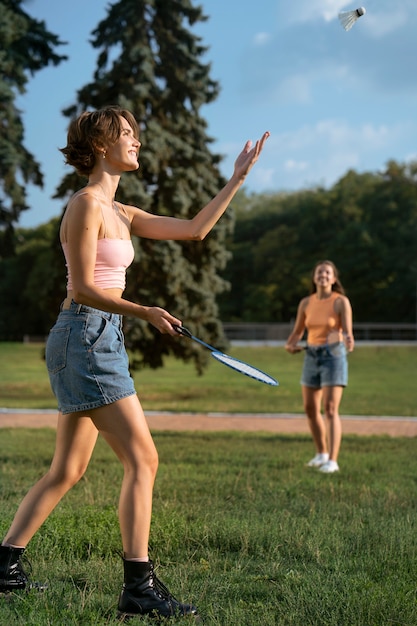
left=61, top=195, right=181, bottom=335
left=130, top=132, right=270, bottom=240
left=285, top=298, right=309, bottom=354
left=337, top=295, right=355, bottom=352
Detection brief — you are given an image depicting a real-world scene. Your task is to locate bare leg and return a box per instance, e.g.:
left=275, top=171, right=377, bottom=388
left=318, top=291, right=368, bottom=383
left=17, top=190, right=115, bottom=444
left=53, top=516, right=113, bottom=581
left=322, top=386, right=344, bottom=462
left=302, top=386, right=328, bottom=454
left=4, top=414, right=99, bottom=546
left=90, top=394, right=158, bottom=559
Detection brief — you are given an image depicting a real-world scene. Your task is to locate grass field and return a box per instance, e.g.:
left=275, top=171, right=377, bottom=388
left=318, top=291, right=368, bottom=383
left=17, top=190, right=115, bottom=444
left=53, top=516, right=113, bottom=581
left=0, top=344, right=416, bottom=624
left=0, top=342, right=416, bottom=416
left=0, top=429, right=416, bottom=625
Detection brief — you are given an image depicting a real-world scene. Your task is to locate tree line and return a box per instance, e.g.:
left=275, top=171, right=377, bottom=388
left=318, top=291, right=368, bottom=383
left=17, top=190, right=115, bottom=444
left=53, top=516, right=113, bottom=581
left=1, top=160, right=416, bottom=343
left=217, top=162, right=417, bottom=325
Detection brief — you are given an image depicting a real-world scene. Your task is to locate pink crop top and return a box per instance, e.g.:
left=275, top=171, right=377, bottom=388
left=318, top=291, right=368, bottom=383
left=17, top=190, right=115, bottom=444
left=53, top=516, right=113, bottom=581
left=62, top=238, right=135, bottom=290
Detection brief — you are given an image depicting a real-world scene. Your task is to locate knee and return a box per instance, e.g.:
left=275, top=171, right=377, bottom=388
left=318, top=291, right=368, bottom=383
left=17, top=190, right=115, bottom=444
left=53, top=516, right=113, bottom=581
left=324, top=402, right=338, bottom=420
left=304, top=401, right=319, bottom=419
left=304, top=402, right=313, bottom=416
left=144, top=447, right=159, bottom=479
left=127, top=446, right=159, bottom=481
left=49, top=462, right=89, bottom=490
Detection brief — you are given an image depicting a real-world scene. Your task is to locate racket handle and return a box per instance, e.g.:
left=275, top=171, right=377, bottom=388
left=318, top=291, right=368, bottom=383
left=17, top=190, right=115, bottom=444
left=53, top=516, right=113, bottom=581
left=172, top=324, right=192, bottom=338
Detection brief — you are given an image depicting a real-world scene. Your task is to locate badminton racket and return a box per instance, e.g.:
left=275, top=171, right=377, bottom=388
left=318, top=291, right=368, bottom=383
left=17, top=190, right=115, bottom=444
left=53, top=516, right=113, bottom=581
left=173, top=325, right=278, bottom=386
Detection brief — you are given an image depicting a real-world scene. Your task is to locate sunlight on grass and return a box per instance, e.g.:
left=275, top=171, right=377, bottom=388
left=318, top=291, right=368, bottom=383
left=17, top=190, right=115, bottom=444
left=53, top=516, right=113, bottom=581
left=0, top=430, right=416, bottom=625
left=0, top=342, right=416, bottom=416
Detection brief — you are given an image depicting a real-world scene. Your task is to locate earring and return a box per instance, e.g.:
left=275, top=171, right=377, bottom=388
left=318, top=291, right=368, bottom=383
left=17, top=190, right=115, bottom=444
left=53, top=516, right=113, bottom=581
left=102, top=151, right=106, bottom=159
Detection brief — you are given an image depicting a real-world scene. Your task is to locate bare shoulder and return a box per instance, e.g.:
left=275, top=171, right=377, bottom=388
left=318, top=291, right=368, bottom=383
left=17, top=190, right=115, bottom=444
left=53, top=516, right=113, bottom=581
left=66, top=190, right=101, bottom=214
left=299, top=295, right=311, bottom=311
left=334, top=293, right=352, bottom=312
left=61, top=191, right=102, bottom=240
left=122, top=202, right=149, bottom=222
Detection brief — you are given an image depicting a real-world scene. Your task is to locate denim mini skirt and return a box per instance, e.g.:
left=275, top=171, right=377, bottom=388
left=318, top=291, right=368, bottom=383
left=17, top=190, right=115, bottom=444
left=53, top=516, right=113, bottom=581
left=45, top=300, right=136, bottom=414
left=301, top=344, right=348, bottom=389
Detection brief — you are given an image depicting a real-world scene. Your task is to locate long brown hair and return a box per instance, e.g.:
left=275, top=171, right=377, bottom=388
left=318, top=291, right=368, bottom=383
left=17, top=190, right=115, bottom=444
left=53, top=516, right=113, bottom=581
left=59, top=106, right=139, bottom=177
left=310, top=260, right=346, bottom=295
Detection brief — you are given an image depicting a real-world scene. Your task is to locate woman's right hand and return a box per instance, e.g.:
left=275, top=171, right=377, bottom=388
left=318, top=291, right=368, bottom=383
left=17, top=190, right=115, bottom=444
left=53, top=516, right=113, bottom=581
left=145, top=306, right=182, bottom=336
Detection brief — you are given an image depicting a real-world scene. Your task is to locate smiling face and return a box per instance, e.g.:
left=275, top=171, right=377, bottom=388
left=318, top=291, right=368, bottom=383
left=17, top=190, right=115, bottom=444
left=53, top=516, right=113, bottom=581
left=313, top=263, right=336, bottom=290
left=104, top=116, right=141, bottom=173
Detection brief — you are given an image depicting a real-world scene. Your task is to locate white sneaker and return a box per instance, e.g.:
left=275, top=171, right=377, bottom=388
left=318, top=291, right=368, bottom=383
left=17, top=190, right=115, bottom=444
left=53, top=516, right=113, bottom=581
left=319, top=460, right=339, bottom=473
left=306, top=453, right=329, bottom=468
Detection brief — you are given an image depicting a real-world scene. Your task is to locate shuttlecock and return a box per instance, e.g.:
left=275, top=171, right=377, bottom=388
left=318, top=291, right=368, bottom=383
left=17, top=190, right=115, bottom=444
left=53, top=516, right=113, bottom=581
left=338, top=7, right=366, bottom=31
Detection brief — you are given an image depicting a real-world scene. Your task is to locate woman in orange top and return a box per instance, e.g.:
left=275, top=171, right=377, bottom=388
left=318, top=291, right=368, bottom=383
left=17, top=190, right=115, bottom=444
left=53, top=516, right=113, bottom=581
left=285, top=261, right=354, bottom=473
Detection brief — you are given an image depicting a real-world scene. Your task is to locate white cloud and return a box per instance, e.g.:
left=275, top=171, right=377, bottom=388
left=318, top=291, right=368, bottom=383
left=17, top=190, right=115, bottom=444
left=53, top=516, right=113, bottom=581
left=274, top=0, right=414, bottom=29
left=364, top=9, right=408, bottom=38
left=275, top=119, right=415, bottom=188
left=253, top=32, right=271, bottom=46
left=20, top=0, right=417, bottom=227
left=284, top=159, right=308, bottom=172
left=241, top=1, right=417, bottom=104
left=404, top=151, right=417, bottom=164
left=251, top=167, right=276, bottom=187
left=216, top=118, right=417, bottom=193
left=278, top=119, right=406, bottom=157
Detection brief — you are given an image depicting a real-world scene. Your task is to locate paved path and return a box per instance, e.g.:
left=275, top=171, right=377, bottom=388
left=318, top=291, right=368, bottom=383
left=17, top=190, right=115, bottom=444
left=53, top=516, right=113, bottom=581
left=1, top=409, right=417, bottom=437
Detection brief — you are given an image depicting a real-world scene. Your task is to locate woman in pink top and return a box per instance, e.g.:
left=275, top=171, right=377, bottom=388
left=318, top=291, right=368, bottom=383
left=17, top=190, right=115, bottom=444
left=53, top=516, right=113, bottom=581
left=285, top=260, right=354, bottom=474
left=0, top=105, right=269, bottom=620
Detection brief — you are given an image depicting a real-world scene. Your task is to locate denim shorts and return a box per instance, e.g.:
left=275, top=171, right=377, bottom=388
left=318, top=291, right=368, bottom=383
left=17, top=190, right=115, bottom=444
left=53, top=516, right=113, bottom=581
left=45, top=300, right=136, bottom=414
left=300, top=344, right=348, bottom=388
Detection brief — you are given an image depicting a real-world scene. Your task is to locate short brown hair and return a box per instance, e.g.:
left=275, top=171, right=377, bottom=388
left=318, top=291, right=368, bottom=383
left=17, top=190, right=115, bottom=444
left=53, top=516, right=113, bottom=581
left=60, top=106, right=139, bottom=176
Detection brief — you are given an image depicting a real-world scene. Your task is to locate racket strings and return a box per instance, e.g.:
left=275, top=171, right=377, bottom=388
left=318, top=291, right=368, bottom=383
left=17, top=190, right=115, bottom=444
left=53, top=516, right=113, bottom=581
left=212, top=352, right=278, bottom=386
left=173, top=324, right=278, bottom=386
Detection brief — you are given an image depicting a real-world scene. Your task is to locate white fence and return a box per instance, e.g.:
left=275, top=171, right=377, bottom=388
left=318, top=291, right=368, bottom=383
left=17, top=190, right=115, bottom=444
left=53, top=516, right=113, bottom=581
left=222, top=323, right=417, bottom=342
left=20, top=323, right=417, bottom=344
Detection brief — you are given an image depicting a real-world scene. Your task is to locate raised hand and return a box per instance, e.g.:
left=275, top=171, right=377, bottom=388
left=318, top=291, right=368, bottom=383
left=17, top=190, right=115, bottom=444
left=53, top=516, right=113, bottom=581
left=233, top=131, right=270, bottom=181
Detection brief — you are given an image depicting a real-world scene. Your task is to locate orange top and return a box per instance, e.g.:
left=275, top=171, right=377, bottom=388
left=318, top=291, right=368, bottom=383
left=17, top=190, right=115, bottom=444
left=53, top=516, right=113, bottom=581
left=304, top=292, right=342, bottom=345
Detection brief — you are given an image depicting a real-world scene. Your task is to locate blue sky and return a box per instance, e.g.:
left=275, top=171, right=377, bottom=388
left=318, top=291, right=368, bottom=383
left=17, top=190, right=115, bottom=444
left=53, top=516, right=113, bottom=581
left=19, top=0, right=417, bottom=227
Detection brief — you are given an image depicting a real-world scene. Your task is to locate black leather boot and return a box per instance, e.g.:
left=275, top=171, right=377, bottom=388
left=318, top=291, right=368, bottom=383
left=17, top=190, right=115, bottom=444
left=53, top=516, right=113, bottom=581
left=0, top=546, right=29, bottom=592
left=117, top=559, right=199, bottom=620
left=0, top=545, right=47, bottom=593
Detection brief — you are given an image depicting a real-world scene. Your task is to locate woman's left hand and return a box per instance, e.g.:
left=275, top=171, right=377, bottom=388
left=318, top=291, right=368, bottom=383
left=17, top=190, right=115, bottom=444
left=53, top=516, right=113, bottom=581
left=233, top=131, right=270, bottom=181
left=345, top=335, right=355, bottom=352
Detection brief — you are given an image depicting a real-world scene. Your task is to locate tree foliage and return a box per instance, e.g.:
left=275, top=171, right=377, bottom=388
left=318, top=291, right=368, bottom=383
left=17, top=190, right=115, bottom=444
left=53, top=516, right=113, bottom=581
left=0, top=0, right=66, bottom=254
left=0, top=218, right=62, bottom=339
left=51, top=0, right=233, bottom=373
left=219, top=163, right=417, bottom=324
left=2, top=161, right=417, bottom=340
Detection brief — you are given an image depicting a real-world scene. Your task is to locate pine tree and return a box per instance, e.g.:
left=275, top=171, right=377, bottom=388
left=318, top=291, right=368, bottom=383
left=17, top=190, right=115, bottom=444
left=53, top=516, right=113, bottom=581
left=0, top=0, right=66, bottom=256
left=54, top=0, right=233, bottom=372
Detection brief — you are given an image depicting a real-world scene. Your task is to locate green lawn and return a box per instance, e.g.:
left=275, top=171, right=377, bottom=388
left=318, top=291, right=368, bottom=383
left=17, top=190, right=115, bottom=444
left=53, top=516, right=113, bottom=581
left=0, top=342, right=416, bottom=416
left=0, top=430, right=416, bottom=625
left=0, top=344, right=416, bottom=624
